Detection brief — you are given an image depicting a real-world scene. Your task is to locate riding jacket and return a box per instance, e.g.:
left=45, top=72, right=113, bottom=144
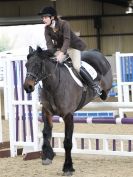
left=45, top=18, right=87, bottom=54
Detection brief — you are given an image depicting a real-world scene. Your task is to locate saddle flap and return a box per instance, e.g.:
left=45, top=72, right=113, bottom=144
left=64, top=60, right=98, bottom=87
left=81, top=61, right=97, bottom=80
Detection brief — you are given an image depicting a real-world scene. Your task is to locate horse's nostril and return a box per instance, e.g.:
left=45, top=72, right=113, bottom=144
left=24, top=84, right=34, bottom=93
left=29, top=85, right=33, bottom=90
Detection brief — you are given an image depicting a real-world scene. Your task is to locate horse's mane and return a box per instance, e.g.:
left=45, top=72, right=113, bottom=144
left=37, top=46, right=56, bottom=58
left=27, top=46, right=56, bottom=60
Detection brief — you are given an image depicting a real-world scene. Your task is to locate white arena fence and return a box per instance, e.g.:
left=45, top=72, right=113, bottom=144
left=0, top=52, right=133, bottom=157
left=51, top=133, right=133, bottom=157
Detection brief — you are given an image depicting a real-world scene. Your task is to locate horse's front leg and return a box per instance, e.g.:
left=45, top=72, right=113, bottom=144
left=63, top=113, right=75, bottom=176
left=42, top=108, right=55, bottom=165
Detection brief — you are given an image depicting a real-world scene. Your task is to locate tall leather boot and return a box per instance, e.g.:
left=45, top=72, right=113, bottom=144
left=80, top=66, right=101, bottom=96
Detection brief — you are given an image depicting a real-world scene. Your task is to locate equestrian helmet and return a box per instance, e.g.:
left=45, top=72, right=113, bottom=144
left=38, top=6, right=57, bottom=17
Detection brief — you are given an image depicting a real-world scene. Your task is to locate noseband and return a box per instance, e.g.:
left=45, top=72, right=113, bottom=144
left=26, top=72, right=40, bottom=85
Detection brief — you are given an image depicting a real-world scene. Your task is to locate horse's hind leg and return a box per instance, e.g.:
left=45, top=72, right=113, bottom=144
left=63, top=113, right=75, bottom=176
left=41, top=108, right=55, bottom=165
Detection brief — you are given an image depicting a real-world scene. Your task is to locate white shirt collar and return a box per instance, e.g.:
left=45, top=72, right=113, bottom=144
left=50, top=20, right=56, bottom=28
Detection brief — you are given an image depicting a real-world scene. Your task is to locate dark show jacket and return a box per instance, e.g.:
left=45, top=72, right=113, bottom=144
left=45, top=18, right=87, bottom=54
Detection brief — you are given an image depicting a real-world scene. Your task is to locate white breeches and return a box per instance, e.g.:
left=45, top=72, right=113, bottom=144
left=67, top=48, right=81, bottom=72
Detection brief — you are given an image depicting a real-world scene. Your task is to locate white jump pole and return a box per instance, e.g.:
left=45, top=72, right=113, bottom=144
left=84, top=102, right=133, bottom=109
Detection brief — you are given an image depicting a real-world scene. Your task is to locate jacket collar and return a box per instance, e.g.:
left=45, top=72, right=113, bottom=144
left=50, top=20, right=56, bottom=28
left=47, top=18, right=61, bottom=32
left=52, top=18, right=60, bottom=32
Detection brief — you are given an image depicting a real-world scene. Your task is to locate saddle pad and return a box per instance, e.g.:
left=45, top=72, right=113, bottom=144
left=64, top=61, right=97, bottom=87
left=81, top=61, right=97, bottom=80
left=64, top=64, right=83, bottom=87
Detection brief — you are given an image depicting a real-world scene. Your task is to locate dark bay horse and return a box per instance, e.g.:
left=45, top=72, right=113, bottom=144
left=23, top=46, right=112, bottom=176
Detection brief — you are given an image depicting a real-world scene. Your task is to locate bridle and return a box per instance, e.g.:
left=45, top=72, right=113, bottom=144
left=26, top=60, right=59, bottom=85
left=26, top=72, right=40, bottom=85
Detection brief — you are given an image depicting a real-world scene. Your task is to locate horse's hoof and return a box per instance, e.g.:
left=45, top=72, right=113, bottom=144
left=62, top=168, right=75, bottom=176
left=62, top=171, right=73, bottom=176
left=42, top=158, right=52, bottom=165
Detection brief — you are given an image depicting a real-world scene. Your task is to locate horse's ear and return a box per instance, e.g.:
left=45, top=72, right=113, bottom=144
left=37, top=46, right=43, bottom=53
left=29, top=46, right=34, bottom=54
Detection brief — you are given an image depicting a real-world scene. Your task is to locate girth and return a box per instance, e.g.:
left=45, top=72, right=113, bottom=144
left=75, top=86, right=87, bottom=111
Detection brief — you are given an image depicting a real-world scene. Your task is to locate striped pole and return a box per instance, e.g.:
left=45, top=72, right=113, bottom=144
left=13, top=61, right=19, bottom=141
left=50, top=116, right=133, bottom=124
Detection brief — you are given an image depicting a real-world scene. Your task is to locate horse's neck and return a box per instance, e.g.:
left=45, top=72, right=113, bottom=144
left=43, top=60, right=59, bottom=90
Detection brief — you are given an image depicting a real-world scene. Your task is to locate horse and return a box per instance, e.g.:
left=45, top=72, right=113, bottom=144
left=23, top=46, right=112, bottom=176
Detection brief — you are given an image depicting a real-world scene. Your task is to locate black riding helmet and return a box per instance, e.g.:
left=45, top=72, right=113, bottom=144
left=38, top=6, right=57, bottom=17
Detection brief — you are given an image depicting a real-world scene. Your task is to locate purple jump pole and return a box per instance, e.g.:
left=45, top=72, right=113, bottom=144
left=20, top=60, right=26, bottom=142
left=13, top=61, right=19, bottom=141
left=51, top=116, right=133, bottom=124
left=128, top=140, right=132, bottom=152
left=27, top=95, right=34, bottom=142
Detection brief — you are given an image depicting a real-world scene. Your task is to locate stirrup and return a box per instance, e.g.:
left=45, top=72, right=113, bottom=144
left=94, top=86, right=107, bottom=100
left=94, top=85, right=102, bottom=96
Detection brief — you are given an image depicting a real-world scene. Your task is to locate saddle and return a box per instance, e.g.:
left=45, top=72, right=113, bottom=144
left=63, top=55, right=107, bottom=101
left=50, top=55, right=85, bottom=85
left=63, top=56, right=96, bottom=85
left=50, top=53, right=107, bottom=101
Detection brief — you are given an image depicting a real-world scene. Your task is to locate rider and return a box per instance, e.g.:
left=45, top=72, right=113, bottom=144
left=38, top=6, right=101, bottom=96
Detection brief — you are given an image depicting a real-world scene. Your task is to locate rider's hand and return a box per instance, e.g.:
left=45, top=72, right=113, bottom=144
left=55, top=51, right=65, bottom=63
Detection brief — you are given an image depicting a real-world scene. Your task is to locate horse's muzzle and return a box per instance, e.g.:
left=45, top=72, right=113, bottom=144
left=23, top=80, right=35, bottom=93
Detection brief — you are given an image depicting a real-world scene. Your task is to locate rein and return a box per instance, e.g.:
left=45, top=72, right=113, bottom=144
left=42, top=61, right=59, bottom=80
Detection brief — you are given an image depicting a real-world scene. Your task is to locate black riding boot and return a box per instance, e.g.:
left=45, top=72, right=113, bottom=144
left=80, top=66, right=101, bottom=96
